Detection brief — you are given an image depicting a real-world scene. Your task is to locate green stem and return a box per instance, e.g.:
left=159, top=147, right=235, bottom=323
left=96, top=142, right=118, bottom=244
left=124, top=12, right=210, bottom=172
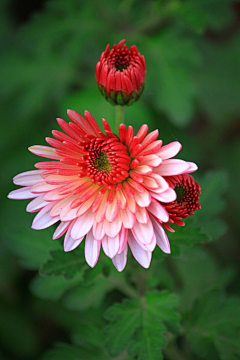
left=115, top=105, right=125, bottom=132
left=108, top=276, right=138, bottom=299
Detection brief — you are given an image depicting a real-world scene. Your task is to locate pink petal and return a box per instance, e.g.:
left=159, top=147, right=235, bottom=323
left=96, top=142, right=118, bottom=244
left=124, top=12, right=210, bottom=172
left=112, top=246, right=128, bottom=272
left=93, top=221, right=105, bottom=240
left=135, top=205, right=149, bottom=224
left=120, top=208, right=135, bottom=229
left=8, top=186, right=39, bottom=200
left=118, top=227, right=128, bottom=253
left=133, top=189, right=151, bottom=207
left=132, top=219, right=153, bottom=244
left=185, top=161, right=198, bottom=173
left=28, top=145, right=62, bottom=160
left=139, top=154, right=162, bottom=167
left=105, top=196, right=118, bottom=222
left=150, top=187, right=176, bottom=203
left=84, top=230, right=101, bottom=267
left=53, top=221, right=70, bottom=239
left=156, top=141, right=182, bottom=159
left=64, top=223, right=84, bottom=252
left=147, top=199, right=169, bottom=222
left=31, top=182, right=60, bottom=193
left=102, top=234, right=120, bottom=258
left=13, top=170, right=44, bottom=186
left=26, top=195, right=49, bottom=212
left=150, top=215, right=171, bottom=254
left=32, top=202, right=59, bottom=230
left=104, top=216, right=122, bottom=238
left=71, top=210, right=94, bottom=240
left=128, top=232, right=152, bottom=268
left=136, top=233, right=156, bottom=252
left=156, top=159, right=189, bottom=176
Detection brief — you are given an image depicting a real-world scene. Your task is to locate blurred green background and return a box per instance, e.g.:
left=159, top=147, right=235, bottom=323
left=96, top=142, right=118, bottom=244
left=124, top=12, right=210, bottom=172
left=1, top=0, right=240, bottom=359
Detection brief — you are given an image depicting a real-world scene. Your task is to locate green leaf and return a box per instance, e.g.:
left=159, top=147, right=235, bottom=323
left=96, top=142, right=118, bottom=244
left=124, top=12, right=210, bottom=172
left=104, top=290, right=180, bottom=360
left=63, top=273, right=115, bottom=310
left=186, top=291, right=240, bottom=360
left=197, top=171, right=228, bottom=219
left=146, top=30, right=200, bottom=126
left=5, top=227, right=61, bottom=270
left=169, top=225, right=210, bottom=255
left=40, top=248, right=88, bottom=279
left=179, top=0, right=235, bottom=32
left=173, top=247, right=235, bottom=310
left=30, top=272, right=85, bottom=301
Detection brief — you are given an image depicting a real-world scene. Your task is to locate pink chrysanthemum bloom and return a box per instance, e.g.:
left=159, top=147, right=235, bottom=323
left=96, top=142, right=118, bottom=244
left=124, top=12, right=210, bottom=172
left=96, top=39, right=146, bottom=106
left=161, top=174, right=201, bottom=232
left=8, top=110, right=197, bottom=271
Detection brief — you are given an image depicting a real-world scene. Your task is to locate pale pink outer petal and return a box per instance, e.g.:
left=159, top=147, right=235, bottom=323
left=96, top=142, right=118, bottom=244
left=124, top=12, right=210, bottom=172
left=32, top=202, right=60, bottom=230
left=53, top=221, right=70, bottom=239
left=64, top=223, right=84, bottom=252
left=8, top=186, right=40, bottom=200
left=132, top=219, right=154, bottom=244
left=28, top=145, right=63, bottom=159
left=118, top=227, right=128, bottom=254
left=26, top=195, right=49, bottom=212
left=137, top=233, right=156, bottom=252
left=71, top=210, right=94, bottom=240
left=93, top=221, right=105, bottom=240
left=120, top=208, right=136, bottom=229
left=156, top=141, right=182, bottom=159
left=155, top=159, right=189, bottom=176
left=104, top=216, right=122, bottom=238
left=128, top=232, right=152, bottom=268
left=84, top=230, right=101, bottom=268
left=112, top=246, right=128, bottom=272
left=150, top=215, right=171, bottom=254
left=133, top=189, right=151, bottom=207
left=185, top=161, right=198, bottom=173
left=13, top=170, right=44, bottom=186
left=147, top=199, right=169, bottom=222
left=150, top=187, right=176, bottom=203
left=102, top=234, right=119, bottom=258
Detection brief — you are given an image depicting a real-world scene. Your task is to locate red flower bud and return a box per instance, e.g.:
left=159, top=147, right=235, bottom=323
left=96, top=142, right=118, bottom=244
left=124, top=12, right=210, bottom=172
left=96, top=39, right=146, bottom=106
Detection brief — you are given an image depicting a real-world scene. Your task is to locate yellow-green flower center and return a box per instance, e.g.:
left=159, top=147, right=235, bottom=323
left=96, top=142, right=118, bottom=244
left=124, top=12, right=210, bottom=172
left=175, top=185, right=187, bottom=203
left=94, top=152, right=112, bottom=174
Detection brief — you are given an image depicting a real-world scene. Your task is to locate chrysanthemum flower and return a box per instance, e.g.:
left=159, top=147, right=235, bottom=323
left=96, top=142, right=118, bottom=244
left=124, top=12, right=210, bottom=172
left=96, top=39, right=146, bottom=106
left=8, top=110, right=197, bottom=271
left=161, top=174, right=201, bottom=232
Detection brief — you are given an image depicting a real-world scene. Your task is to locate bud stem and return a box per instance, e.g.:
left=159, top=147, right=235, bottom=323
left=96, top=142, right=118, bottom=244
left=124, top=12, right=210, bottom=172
left=115, top=105, right=125, bottom=131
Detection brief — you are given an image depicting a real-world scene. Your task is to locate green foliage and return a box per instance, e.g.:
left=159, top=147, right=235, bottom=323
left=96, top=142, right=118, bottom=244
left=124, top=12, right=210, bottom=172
left=186, top=291, right=240, bottom=360
left=104, top=291, right=180, bottom=359
left=0, top=0, right=239, bottom=359
left=40, top=248, right=88, bottom=279
left=39, top=343, right=110, bottom=360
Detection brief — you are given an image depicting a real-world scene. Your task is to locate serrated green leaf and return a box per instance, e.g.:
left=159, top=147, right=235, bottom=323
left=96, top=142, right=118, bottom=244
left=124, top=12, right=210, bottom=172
left=104, top=290, right=180, bottom=360
left=186, top=291, right=240, bottom=360
left=40, top=248, right=87, bottom=279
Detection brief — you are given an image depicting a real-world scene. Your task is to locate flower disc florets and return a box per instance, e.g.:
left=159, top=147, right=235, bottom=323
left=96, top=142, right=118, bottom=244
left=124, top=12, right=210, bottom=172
left=162, top=174, right=201, bottom=230
left=96, top=39, right=146, bottom=106
left=8, top=110, right=198, bottom=271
